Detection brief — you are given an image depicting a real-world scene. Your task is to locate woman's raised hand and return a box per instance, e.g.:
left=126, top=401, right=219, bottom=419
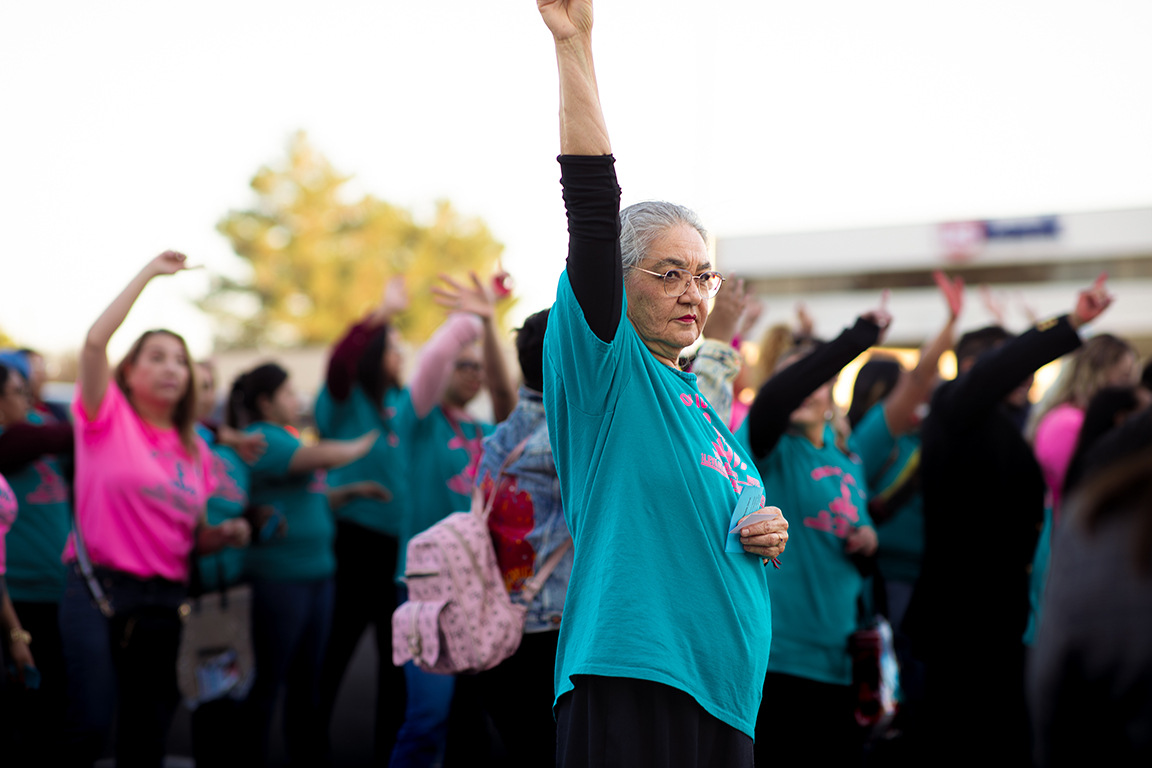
left=860, top=290, right=893, bottom=341
left=145, top=250, right=195, bottom=277
left=432, top=272, right=498, bottom=320
left=1071, top=272, right=1113, bottom=329
left=933, top=270, right=965, bottom=321
left=539, top=0, right=593, bottom=41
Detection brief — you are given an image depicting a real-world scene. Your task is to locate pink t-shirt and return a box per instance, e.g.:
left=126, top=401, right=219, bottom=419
left=0, top=473, right=17, bottom=575
left=65, top=382, right=215, bottom=582
left=1034, top=403, right=1085, bottom=520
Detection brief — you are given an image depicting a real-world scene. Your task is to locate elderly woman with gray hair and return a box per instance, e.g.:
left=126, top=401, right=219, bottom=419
left=538, top=2, right=788, bottom=766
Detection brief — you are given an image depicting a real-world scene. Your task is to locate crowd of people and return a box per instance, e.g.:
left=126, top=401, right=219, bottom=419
left=2, top=3, right=1151, bottom=767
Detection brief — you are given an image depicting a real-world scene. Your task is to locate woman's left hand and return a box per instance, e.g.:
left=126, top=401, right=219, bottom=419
left=844, top=525, right=878, bottom=557
left=739, top=507, right=789, bottom=559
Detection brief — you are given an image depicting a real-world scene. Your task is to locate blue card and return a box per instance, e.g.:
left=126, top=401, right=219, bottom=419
left=725, top=483, right=766, bottom=553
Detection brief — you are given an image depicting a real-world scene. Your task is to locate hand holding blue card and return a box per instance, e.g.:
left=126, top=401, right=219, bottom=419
left=725, top=484, right=768, bottom=554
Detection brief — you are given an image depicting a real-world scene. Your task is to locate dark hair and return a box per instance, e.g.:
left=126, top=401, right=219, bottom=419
left=0, top=363, right=11, bottom=393
left=356, top=326, right=399, bottom=412
left=1062, top=386, right=1143, bottom=498
left=1142, top=358, right=1152, bottom=391
left=227, top=363, right=289, bottom=428
left=956, top=326, right=1013, bottom=367
left=516, top=308, right=551, bottom=393
left=848, top=356, right=902, bottom=428
left=1072, top=444, right=1152, bottom=574
left=115, top=330, right=199, bottom=457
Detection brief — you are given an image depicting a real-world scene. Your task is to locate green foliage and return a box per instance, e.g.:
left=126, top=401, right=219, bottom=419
left=205, top=132, right=508, bottom=348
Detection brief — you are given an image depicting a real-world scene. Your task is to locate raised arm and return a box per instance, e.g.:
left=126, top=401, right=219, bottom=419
left=80, top=251, right=194, bottom=419
left=746, top=316, right=883, bottom=459
left=326, top=276, right=408, bottom=402
left=541, top=0, right=610, bottom=156
left=882, top=271, right=963, bottom=436
left=934, top=275, right=1112, bottom=429
left=541, top=0, right=623, bottom=343
left=408, top=312, right=483, bottom=419
left=432, top=272, right=517, bottom=422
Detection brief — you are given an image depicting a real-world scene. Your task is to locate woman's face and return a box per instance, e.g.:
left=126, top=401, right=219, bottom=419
left=790, top=380, right=835, bottom=427
left=444, top=346, right=484, bottom=407
left=1105, top=351, right=1139, bottom=387
left=0, top=371, right=30, bottom=425
left=259, top=380, right=300, bottom=427
left=383, top=328, right=403, bottom=382
left=124, top=334, right=191, bottom=410
left=624, top=224, right=711, bottom=364
left=195, top=365, right=216, bottom=422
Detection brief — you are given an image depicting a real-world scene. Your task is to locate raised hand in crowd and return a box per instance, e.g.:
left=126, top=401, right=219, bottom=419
left=703, top=276, right=747, bottom=344
left=1069, top=272, right=1113, bottom=329
left=431, top=271, right=517, bottom=421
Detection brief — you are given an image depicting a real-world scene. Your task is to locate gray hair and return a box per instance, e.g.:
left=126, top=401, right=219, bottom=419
left=619, top=201, right=708, bottom=275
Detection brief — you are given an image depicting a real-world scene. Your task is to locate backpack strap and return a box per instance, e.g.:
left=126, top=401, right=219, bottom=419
left=519, top=536, right=573, bottom=605
left=72, top=516, right=114, bottom=618
left=476, top=435, right=533, bottom=522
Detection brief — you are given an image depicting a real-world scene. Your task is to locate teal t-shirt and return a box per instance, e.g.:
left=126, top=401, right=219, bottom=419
left=195, top=425, right=250, bottom=591
left=736, top=410, right=890, bottom=686
left=244, top=423, right=335, bottom=582
left=0, top=418, right=73, bottom=603
left=853, top=403, right=925, bottom=586
left=396, top=405, right=492, bottom=580
left=313, top=385, right=413, bottom=538
left=544, top=273, right=771, bottom=740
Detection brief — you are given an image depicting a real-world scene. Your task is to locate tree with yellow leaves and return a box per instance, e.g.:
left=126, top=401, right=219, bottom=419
left=204, top=132, right=510, bottom=348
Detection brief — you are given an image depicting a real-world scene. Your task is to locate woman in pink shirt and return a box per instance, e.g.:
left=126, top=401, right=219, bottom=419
left=59, top=251, right=250, bottom=768
left=1030, top=334, right=1138, bottom=520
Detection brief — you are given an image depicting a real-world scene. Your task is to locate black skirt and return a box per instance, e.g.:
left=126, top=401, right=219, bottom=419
left=556, top=675, right=754, bottom=768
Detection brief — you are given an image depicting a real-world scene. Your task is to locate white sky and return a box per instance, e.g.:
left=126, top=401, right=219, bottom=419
left=2, top=0, right=1150, bottom=359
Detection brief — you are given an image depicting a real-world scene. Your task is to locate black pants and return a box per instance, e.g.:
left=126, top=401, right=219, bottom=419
left=755, top=672, right=861, bottom=768
left=556, top=675, right=753, bottom=768
left=3, top=600, right=68, bottom=767
left=319, top=521, right=405, bottom=765
left=60, top=567, right=185, bottom=768
left=445, top=629, right=561, bottom=767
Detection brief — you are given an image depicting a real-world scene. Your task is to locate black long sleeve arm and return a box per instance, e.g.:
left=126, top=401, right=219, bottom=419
left=933, top=315, right=1081, bottom=432
left=745, top=318, right=881, bottom=459
left=560, top=155, right=624, bottom=343
left=0, top=422, right=74, bottom=474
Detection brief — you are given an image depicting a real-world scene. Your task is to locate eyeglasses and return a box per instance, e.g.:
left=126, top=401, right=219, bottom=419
left=454, top=360, right=483, bottom=374
left=632, top=266, right=725, bottom=299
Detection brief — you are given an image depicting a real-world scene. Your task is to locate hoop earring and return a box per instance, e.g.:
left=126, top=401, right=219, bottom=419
left=824, top=409, right=834, bottom=422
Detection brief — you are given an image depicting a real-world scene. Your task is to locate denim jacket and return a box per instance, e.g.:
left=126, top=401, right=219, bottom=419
left=475, top=387, right=572, bottom=634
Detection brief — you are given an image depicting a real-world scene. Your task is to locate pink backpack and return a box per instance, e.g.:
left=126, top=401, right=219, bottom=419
left=392, top=438, right=571, bottom=675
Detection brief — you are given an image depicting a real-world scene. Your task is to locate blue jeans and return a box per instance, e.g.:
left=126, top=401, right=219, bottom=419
left=390, top=585, right=455, bottom=768
left=247, top=577, right=335, bottom=767
left=58, top=566, right=184, bottom=768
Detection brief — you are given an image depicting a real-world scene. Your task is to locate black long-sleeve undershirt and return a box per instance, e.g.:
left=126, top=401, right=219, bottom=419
left=745, top=318, right=881, bottom=459
left=0, top=421, right=73, bottom=475
left=559, top=155, right=624, bottom=343
left=932, top=315, right=1081, bottom=432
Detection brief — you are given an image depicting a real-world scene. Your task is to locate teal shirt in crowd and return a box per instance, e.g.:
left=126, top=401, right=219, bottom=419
left=544, top=273, right=771, bottom=740
left=0, top=415, right=73, bottom=602
left=314, top=385, right=413, bottom=538
left=244, top=422, right=335, bottom=582
left=396, top=404, right=492, bottom=580
left=195, top=424, right=250, bottom=591
left=852, top=403, right=925, bottom=586
left=737, top=409, right=891, bottom=686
